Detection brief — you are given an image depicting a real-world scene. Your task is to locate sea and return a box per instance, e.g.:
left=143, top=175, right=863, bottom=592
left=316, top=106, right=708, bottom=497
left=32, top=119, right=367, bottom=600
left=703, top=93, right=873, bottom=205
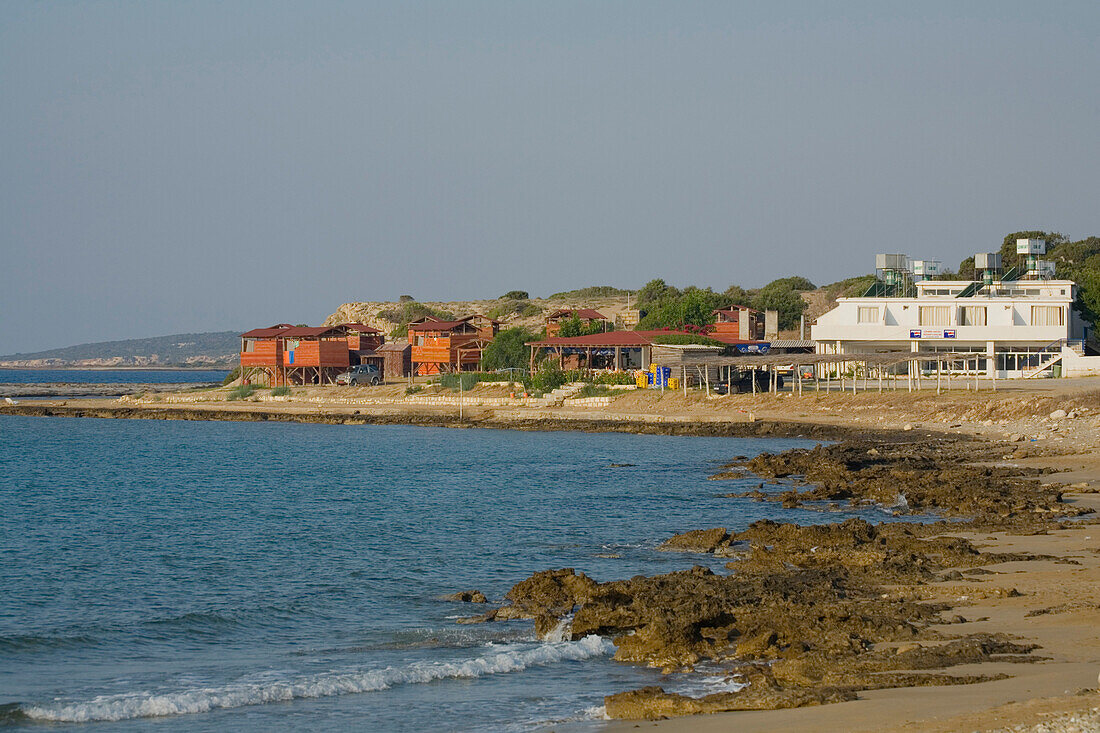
left=0, top=416, right=906, bottom=732
left=0, top=369, right=229, bottom=384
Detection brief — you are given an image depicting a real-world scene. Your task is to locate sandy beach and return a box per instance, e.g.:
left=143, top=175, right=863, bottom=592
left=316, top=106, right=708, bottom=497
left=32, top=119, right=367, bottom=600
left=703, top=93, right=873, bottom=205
left=4, top=377, right=1099, bottom=732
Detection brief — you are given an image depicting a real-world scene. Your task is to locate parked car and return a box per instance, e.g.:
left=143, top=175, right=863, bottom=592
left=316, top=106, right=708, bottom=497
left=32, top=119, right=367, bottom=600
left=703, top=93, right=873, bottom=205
left=336, top=364, right=381, bottom=386
left=712, top=370, right=783, bottom=394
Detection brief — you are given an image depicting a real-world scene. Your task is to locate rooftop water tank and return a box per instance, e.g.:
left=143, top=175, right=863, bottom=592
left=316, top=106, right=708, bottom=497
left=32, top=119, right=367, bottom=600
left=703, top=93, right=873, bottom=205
left=1016, top=239, right=1046, bottom=255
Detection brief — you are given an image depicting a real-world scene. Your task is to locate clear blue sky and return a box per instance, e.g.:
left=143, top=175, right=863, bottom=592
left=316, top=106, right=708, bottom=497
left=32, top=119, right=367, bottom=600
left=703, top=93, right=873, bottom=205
left=2, top=1, right=1098, bottom=352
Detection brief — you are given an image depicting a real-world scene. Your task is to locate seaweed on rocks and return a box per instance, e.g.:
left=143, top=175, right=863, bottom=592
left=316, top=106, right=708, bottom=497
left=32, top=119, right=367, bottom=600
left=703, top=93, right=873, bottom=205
left=720, top=438, right=1085, bottom=529
left=465, top=436, right=1085, bottom=720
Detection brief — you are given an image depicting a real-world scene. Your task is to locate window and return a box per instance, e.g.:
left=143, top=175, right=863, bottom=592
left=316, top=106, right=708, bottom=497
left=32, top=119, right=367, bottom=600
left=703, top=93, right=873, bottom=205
left=1030, top=306, right=1064, bottom=326
left=857, top=306, right=880, bottom=324
left=960, top=306, right=986, bottom=326
left=243, top=339, right=256, bottom=352
left=919, top=306, right=951, bottom=326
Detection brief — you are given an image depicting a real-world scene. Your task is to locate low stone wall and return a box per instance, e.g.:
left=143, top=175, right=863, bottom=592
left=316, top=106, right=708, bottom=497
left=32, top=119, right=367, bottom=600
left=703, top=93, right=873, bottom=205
left=1062, top=347, right=1100, bottom=377
left=562, top=396, right=613, bottom=407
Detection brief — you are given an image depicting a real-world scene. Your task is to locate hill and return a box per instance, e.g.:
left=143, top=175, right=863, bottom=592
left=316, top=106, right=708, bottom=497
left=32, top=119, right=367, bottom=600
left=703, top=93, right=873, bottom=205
left=326, top=293, right=640, bottom=337
left=0, top=332, right=241, bottom=368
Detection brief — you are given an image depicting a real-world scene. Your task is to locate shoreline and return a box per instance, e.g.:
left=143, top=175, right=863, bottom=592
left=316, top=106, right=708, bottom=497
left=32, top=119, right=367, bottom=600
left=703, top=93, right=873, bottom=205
left=4, top=383, right=1099, bottom=731
left=0, top=400, right=936, bottom=442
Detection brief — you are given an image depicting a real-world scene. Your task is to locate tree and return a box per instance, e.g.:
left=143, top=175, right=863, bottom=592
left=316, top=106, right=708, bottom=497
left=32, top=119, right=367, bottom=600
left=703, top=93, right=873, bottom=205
left=680, top=289, right=719, bottom=327
left=722, top=285, right=752, bottom=306
left=766, top=276, right=816, bottom=292
left=501, top=290, right=529, bottom=300
left=752, top=282, right=807, bottom=330
left=480, top=327, right=538, bottom=371
left=636, top=278, right=680, bottom=309
left=559, top=314, right=606, bottom=337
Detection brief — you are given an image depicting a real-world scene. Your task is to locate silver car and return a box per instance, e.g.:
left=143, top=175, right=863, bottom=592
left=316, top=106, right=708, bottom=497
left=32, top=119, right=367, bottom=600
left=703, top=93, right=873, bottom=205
left=336, top=364, right=381, bottom=386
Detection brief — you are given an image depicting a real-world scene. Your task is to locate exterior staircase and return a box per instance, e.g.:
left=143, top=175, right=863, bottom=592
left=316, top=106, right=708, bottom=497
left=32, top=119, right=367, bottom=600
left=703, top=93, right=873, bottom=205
left=543, top=382, right=587, bottom=406
left=1021, top=353, right=1062, bottom=378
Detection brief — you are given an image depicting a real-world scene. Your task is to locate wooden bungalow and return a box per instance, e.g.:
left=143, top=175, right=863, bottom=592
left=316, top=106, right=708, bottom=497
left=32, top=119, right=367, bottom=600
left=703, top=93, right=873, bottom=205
left=379, top=339, right=412, bottom=380
left=276, top=326, right=352, bottom=385
left=544, top=308, right=610, bottom=337
left=239, top=325, right=292, bottom=386
left=712, top=305, right=766, bottom=340
left=408, top=315, right=499, bottom=375
left=239, top=324, right=356, bottom=386
left=336, top=323, right=385, bottom=371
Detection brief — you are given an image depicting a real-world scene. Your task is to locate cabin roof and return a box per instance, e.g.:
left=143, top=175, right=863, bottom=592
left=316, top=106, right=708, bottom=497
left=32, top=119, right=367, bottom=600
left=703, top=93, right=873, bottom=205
left=241, top=326, right=291, bottom=338
left=338, top=322, right=381, bottom=333
left=527, top=329, right=767, bottom=348
left=378, top=340, right=411, bottom=352
left=278, top=326, right=343, bottom=338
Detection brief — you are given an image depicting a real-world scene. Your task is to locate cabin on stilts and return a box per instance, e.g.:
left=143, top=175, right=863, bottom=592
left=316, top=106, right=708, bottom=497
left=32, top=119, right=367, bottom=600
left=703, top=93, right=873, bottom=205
left=408, top=315, right=499, bottom=375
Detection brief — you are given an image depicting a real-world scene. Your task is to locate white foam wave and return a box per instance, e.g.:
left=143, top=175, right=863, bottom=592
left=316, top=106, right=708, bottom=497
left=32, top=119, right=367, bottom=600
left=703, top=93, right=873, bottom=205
left=23, top=635, right=615, bottom=723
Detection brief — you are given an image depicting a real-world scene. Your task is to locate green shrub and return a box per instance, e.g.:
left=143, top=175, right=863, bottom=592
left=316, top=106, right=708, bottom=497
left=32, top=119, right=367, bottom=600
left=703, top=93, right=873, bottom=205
left=222, top=366, right=241, bottom=385
left=526, top=364, right=569, bottom=393
left=548, top=285, right=631, bottom=299
left=481, top=327, right=538, bottom=371
left=271, top=386, right=291, bottom=396
left=589, top=371, right=636, bottom=385
left=226, top=384, right=255, bottom=401
left=405, top=385, right=423, bottom=395
left=576, top=384, right=613, bottom=398
left=501, top=290, right=529, bottom=300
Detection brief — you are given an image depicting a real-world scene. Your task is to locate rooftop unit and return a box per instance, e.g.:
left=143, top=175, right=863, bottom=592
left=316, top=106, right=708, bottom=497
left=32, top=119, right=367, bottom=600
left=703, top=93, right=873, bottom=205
left=1016, top=239, right=1051, bottom=280
left=909, top=259, right=941, bottom=279
left=863, top=253, right=916, bottom=297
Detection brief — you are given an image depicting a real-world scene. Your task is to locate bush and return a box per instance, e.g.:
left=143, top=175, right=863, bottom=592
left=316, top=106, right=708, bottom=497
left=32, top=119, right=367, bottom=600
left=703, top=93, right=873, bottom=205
left=481, top=327, right=538, bottom=371
left=576, top=384, right=613, bottom=398
left=501, top=290, right=529, bottom=300
left=487, top=300, right=541, bottom=321
left=222, top=366, right=241, bottom=385
left=226, top=384, right=255, bottom=400
left=589, top=371, right=638, bottom=385
left=405, top=385, right=423, bottom=395
left=271, top=386, right=291, bottom=396
left=547, top=285, right=631, bottom=299
left=526, top=364, right=570, bottom=393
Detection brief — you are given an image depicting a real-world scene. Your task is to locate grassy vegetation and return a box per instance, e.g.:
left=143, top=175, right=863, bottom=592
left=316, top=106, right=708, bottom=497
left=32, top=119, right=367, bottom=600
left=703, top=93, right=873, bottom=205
left=576, top=384, right=614, bottom=398
left=226, top=384, right=256, bottom=400
left=271, top=386, right=291, bottom=396
left=486, top=299, right=541, bottom=321
left=547, top=285, right=632, bottom=299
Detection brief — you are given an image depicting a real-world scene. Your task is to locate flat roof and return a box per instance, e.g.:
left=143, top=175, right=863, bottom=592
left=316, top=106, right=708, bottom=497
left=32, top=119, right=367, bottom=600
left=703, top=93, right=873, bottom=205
left=527, top=329, right=769, bottom=348
left=653, top=350, right=985, bottom=368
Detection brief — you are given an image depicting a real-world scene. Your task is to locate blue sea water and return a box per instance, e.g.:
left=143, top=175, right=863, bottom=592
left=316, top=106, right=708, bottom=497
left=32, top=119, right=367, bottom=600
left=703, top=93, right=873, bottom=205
left=0, top=416, right=899, bottom=731
left=0, top=369, right=228, bottom=384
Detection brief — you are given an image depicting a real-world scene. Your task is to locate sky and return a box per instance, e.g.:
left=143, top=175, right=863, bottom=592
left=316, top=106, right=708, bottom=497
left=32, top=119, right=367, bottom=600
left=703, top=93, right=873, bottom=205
left=2, top=2, right=1099, bottom=353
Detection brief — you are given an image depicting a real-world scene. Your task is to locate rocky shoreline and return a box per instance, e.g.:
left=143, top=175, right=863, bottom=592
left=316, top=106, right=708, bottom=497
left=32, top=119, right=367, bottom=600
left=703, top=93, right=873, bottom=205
left=0, top=401, right=934, bottom=442
left=450, top=437, right=1098, bottom=721
left=0, top=383, right=218, bottom=398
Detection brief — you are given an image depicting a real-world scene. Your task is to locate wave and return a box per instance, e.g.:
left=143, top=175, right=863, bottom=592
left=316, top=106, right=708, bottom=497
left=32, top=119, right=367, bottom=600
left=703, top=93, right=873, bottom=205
left=0, top=632, right=101, bottom=653
left=19, top=635, right=615, bottom=723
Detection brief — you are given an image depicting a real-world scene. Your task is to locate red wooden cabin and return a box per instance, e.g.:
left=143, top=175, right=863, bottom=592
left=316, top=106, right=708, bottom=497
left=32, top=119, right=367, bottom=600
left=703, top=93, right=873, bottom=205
left=336, top=323, right=385, bottom=372
left=240, top=325, right=292, bottom=386
left=408, top=315, right=499, bottom=375
left=276, top=326, right=352, bottom=385
left=544, top=308, right=610, bottom=337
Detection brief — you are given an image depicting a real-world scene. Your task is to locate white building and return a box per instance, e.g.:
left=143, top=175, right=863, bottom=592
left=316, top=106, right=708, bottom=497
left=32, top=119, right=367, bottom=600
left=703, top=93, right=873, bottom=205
left=812, top=245, right=1094, bottom=379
